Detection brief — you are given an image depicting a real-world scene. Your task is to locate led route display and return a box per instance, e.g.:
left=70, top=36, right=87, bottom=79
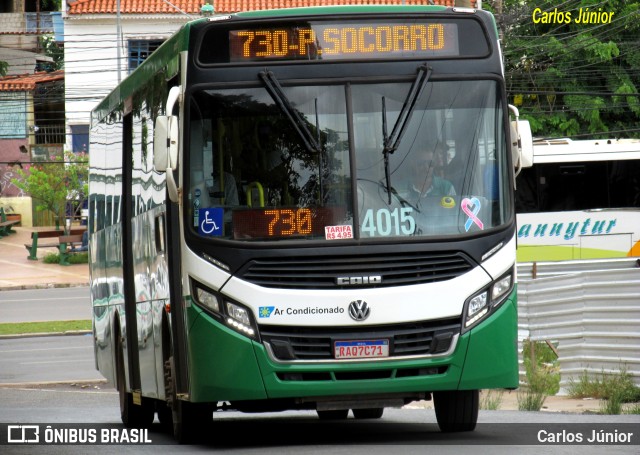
left=229, top=22, right=460, bottom=61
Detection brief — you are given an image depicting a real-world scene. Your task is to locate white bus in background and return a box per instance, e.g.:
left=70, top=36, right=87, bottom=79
left=515, top=138, right=640, bottom=262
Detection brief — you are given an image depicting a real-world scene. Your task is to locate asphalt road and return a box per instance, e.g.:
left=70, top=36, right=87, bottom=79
left=0, top=288, right=638, bottom=453
left=0, top=385, right=638, bottom=454
left=0, top=334, right=102, bottom=384
left=0, top=287, right=91, bottom=323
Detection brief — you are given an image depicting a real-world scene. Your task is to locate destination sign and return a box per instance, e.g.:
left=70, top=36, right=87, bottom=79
left=229, top=22, right=460, bottom=61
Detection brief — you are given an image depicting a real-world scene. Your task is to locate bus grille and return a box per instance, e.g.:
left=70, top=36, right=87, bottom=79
left=260, top=318, right=461, bottom=361
left=237, top=251, right=473, bottom=289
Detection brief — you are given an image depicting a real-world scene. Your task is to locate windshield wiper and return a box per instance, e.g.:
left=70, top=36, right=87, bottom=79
left=259, top=70, right=322, bottom=155
left=381, top=64, right=433, bottom=203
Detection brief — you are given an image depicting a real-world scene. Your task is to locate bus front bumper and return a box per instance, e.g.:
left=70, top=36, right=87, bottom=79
left=186, top=290, right=518, bottom=403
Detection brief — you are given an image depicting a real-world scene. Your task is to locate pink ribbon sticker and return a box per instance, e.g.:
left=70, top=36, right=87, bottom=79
left=461, top=197, right=484, bottom=231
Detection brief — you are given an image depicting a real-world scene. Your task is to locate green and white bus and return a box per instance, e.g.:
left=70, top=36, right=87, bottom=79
left=89, top=5, right=529, bottom=442
left=516, top=138, right=640, bottom=262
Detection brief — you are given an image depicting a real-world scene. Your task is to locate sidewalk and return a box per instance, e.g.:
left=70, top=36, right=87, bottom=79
left=0, top=226, right=89, bottom=291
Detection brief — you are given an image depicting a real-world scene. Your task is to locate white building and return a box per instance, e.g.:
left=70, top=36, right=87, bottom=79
left=63, top=1, right=200, bottom=153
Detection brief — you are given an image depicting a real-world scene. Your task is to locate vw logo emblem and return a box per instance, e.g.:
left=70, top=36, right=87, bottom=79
left=348, top=300, right=370, bottom=321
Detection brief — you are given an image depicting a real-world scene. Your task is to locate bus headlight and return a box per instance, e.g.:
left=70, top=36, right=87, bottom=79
left=194, top=286, right=220, bottom=313
left=191, top=279, right=259, bottom=340
left=466, top=291, right=489, bottom=327
left=463, top=268, right=514, bottom=331
left=225, top=301, right=256, bottom=337
left=492, top=274, right=513, bottom=304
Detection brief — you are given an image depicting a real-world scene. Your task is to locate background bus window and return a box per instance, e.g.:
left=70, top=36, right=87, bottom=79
left=515, top=159, right=640, bottom=212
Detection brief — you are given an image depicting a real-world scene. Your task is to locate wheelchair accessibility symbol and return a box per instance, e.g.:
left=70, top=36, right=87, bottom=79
left=198, top=208, right=223, bottom=236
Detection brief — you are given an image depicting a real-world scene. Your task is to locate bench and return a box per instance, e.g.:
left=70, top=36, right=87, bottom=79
left=0, top=207, right=20, bottom=236
left=58, top=234, right=86, bottom=265
left=25, top=228, right=87, bottom=262
left=0, top=219, right=20, bottom=236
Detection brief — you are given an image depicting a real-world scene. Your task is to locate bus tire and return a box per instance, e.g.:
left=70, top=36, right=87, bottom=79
left=116, top=334, right=154, bottom=428
left=166, top=356, right=212, bottom=443
left=352, top=408, right=384, bottom=419
left=316, top=409, right=349, bottom=420
left=433, top=389, right=479, bottom=432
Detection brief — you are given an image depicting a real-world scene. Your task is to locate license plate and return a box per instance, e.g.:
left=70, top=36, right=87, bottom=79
left=334, top=339, right=389, bottom=359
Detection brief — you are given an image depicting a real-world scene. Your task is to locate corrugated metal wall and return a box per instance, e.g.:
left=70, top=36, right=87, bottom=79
left=517, top=258, right=640, bottom=394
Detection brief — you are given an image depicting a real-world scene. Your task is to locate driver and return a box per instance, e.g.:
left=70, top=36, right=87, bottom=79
left=401, top=147, right=456, bottom=209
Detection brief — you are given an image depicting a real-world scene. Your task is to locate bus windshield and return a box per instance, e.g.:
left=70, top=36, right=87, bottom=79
left=187, top=78, right=509, bottom=241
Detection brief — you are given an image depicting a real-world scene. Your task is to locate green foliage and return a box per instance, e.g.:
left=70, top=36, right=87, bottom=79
left=0, top=60, right=7, bottom=77
left=517, top=340, right=560, bottom=411
left=39, top=35, right=64, bottom=71
left=567, top=366, right=640, bottom=415
left=567, top=367, right=640, bottom=400
left=517, top=384, right=546, bottom=411
left=41, top=0, right=63, bottom=10
left=11, top=151, right=88, bottom=229
left=480, top=389, right=504, bottom=410
left=43, top=252, right=88, bottom=264
left=43, top=252, right=60, bottom=264
left=497, top=0, right=640, bottom=139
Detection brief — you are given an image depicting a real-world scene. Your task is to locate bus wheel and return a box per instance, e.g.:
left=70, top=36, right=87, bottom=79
left=352, top=408, right=384, bottom=419
left=116, top=335, right=154, bottom=428
left=433, top=389, right=479, bottom=432
left=165, top=356, right=212, bottom=443
left=316, top=409, right=349, bottom=420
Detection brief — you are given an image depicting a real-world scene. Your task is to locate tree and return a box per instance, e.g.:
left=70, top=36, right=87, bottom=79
left=39, top=34, right=64, bottom=71
left=12, top=151, right=88, bottom=229
left=486, top=0, right=640, bottom=139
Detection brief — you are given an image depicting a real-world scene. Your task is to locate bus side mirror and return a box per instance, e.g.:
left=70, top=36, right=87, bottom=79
left=153, top=115, right=178, bottom=172
left=511, top=119, right=533, bottom=169
left=508, top=105, right=533, bottom=181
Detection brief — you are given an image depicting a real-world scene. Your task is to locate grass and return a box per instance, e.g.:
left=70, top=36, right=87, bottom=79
left=0, top=320, right=91, bottom=336
left=517, top=340, right=560, bottom=411
left=480, top=389, right=504, bottom=410
left=567, top=366, right=640, bottom=415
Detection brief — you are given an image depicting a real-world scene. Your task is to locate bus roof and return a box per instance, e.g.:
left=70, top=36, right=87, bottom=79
left=532, top=138, right=640, bottom=164
left=236, top=5, right=447, bottom=18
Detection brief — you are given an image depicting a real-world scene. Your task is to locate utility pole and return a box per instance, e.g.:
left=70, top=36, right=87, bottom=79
left=36, top=0, right=41, bottom=54
left=116, top=0, right=122, bottom=83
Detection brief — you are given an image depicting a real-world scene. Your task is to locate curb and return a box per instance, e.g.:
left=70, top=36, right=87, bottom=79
left=0, top=330, right=92, bottom=340
left=0, top=379, right=108, bottom=389
left=0, top=282, right=89, bottom=291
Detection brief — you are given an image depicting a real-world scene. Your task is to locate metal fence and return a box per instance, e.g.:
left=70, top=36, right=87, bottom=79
left=517, top=258, right=640, bottom=394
